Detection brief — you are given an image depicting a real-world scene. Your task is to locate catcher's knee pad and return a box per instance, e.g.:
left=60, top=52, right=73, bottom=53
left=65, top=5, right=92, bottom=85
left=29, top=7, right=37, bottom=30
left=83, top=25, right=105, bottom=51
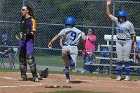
left=39, top=68, right=49, bottom=78
left=116, top=62, right=123, bottom=70
left=27, top=56, right=35, bottom=65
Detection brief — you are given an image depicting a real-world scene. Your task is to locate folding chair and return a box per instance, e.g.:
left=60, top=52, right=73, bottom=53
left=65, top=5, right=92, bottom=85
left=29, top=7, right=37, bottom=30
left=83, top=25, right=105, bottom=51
left=0, top=52, right=6, bottom=68
left=11, top=47, right=18, bottom=68
left=0, top=47, right=18, bottom=68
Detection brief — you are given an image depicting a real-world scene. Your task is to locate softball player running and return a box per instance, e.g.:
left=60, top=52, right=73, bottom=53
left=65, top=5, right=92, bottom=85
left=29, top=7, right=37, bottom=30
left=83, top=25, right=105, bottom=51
left=107, top=0, right=136, bottom=81
left=48, top=16, right=86, bottom=83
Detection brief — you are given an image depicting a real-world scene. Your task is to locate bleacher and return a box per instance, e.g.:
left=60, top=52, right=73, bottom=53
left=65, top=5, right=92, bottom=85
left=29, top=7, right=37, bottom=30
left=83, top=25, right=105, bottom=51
left=85, top=35, right=140, bottom=75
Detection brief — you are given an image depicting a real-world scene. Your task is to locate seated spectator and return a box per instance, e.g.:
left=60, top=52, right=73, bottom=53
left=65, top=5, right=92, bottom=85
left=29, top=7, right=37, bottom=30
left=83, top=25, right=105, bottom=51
left=0, top=34, right=14, bottom=68
left=134, top=40, right=140, bottom=64
left=82, top=29, right=97, bottom=73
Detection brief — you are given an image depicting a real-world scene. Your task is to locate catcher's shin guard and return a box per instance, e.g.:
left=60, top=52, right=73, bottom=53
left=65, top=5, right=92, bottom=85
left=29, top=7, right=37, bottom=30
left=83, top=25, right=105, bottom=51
left=27, top=57, right=38, bottom=78
left=19, top=56, right=27, bottom=77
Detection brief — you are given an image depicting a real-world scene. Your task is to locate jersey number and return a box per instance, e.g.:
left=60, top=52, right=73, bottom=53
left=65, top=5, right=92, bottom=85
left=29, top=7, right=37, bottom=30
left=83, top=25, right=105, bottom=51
left=118, top=26, right=123, bottom=33
left=70, top=32, right=76, bottom=41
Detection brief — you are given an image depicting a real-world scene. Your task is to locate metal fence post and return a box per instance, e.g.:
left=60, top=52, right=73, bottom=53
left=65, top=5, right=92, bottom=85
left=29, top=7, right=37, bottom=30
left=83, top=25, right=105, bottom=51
left=22, top=0, right=25, bottom=6
left=109, top=0, right=116, bottom=75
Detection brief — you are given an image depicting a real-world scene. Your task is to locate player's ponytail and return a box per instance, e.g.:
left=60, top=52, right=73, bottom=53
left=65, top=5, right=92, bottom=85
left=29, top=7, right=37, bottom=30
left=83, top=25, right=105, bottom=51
left=26, top=6, right=36, bottom=19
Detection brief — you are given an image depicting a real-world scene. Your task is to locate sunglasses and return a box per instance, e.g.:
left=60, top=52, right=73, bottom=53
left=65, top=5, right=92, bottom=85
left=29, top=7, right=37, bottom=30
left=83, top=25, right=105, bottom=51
left=21, top=9, right=27, bottom=11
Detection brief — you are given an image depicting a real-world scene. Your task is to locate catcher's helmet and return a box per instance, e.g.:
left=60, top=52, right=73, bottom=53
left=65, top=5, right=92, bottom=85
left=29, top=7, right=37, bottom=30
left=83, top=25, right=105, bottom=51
left=118, top=10, right=127, bottom=18
left=65, top=16, right=75, bottom=26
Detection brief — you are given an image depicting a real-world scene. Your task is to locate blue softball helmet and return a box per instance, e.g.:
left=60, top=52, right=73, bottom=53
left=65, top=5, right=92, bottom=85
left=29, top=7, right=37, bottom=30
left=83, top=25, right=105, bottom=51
left=65, top=16, right=75, bottom=26
left=118, top=10, right=127, bottom=18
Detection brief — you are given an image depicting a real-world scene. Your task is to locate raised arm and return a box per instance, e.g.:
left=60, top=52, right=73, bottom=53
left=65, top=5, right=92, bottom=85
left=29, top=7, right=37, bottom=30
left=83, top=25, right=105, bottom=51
left=106, top=0, right=115, bottom=22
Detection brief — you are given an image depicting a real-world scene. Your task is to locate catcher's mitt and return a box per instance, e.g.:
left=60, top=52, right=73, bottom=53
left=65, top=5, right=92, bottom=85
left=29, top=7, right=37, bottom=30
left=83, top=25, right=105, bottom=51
left=15, top=32, right=23, bottom=40
left=39, top=68, right=49, bottom=78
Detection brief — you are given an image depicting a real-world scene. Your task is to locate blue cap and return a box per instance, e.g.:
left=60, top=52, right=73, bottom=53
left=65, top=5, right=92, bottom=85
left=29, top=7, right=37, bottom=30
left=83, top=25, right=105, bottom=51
left=1, top=34, right=8, bottom=39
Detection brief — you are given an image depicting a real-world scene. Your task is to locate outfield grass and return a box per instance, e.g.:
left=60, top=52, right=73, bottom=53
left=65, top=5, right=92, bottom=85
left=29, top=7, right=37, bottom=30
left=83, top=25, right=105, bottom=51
left=35, top=90, right=110, bottom=93
left=0, top=68, right=20, bottom=72
left=13, top=55, right=84, bottom=68
left=35, top=55, right=84, bottom=67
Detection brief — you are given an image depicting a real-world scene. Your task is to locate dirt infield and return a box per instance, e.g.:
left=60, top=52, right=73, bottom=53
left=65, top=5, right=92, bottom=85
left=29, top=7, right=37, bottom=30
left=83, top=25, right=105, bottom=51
left=0, top=72, right=140, bottom=93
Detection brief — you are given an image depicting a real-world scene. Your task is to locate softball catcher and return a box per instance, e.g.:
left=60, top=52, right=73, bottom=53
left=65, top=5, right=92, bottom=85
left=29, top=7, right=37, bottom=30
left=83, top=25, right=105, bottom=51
left=18, top=6, right=39, bottom=82
left=107, top=0, right=136, bottom=81
left=48, top=16, right=86, bottom=83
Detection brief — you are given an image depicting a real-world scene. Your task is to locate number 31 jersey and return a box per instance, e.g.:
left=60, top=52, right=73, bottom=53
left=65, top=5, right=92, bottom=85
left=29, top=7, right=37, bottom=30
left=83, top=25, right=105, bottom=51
left=114, top=17, right=135, bottom=40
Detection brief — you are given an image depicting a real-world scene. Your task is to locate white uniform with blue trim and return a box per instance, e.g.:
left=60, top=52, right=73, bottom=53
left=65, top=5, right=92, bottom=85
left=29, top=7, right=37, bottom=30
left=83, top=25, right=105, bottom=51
left=59, top=27, right=86, bottom=65
left=114, top=17, right=135, bottom=61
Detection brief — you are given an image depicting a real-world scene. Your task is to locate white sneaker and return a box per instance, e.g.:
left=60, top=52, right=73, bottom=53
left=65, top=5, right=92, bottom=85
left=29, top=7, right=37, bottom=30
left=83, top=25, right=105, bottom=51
left=66, top=79, right=70, bottom=83
left=116, top=76, right=121, bottom=81
left=72, top=68, right=81, bottom=73
left=124, top=76, right=130, bottom=81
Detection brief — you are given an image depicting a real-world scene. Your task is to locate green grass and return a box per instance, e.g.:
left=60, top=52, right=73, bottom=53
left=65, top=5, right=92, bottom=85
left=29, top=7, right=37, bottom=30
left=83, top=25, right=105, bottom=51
left=0, top=68, right=19, bottom=72
left=35, top=55, right=84, bottom=67
left=35, top=90, right=110, bottom=93
left=12, top=55, right=84, bottom=67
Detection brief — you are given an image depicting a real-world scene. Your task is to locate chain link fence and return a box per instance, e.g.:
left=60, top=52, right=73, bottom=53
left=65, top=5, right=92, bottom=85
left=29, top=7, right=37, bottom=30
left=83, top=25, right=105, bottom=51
left=0, top=0, right=140, bottom=77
